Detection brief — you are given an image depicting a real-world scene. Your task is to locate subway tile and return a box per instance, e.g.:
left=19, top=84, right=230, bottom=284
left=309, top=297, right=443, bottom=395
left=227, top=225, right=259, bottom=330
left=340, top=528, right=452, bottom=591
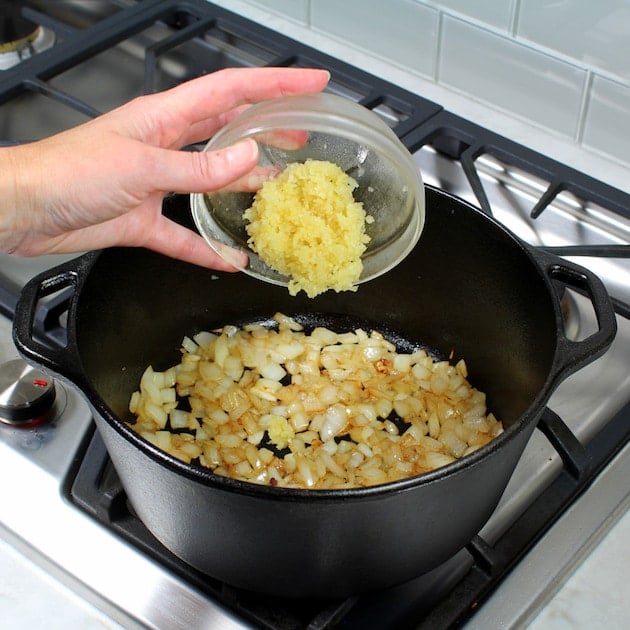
left=246, top=0, right=309, bottom=24
left=439, top=16, right=587, bottom=138
left=417, top=0, right=516, bottom=31
left=582, top=75, right=630, bottom=166
left=518, top=0, right=630, bottom=81
left=310, top=0, right=439, bottom=77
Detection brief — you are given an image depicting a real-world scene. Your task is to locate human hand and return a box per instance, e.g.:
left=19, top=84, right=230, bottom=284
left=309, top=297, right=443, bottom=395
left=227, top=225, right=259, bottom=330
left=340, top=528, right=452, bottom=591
left=0, top=67, right=330, bottom=270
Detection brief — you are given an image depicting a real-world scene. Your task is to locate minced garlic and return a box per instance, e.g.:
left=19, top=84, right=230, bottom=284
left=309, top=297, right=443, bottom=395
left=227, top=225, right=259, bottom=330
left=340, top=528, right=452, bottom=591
left=266, top=414, right=295, bottom=450
left=243, top=159, right=373, bottom=298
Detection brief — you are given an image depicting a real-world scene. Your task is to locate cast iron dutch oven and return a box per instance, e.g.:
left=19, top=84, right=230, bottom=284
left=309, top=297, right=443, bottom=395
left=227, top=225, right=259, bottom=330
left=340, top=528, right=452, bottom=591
left=13, top=186, right=616, bottom=598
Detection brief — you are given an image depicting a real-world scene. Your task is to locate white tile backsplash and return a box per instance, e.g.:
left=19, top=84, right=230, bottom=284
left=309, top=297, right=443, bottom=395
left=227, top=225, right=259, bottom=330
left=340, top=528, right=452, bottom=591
left=517, top=0, right=630, bottom=81
left=211, top=0, right=630, bottom=168
left=310, top=0, right=439, bottom=77
left=439, top=16, right=587, bottom=138
left=420, top=0, right=518, bottom=31
left=246, top=0, right=308, bottom=24
left=583, top=75, right=630, bottom=166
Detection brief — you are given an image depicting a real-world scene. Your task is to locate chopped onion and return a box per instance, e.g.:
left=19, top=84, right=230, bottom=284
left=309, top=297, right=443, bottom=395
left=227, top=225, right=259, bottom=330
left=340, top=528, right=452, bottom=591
left=128, top=312, right=503, bottom=489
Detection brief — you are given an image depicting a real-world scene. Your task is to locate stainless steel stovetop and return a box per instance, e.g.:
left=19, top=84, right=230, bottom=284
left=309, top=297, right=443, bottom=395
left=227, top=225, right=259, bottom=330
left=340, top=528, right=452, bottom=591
left=0, top=1, right=628, bottom=628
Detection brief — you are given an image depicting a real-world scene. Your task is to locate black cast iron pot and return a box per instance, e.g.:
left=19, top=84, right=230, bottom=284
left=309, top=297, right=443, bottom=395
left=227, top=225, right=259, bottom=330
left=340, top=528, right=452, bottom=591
left=13, top=186, right=616, bottom=598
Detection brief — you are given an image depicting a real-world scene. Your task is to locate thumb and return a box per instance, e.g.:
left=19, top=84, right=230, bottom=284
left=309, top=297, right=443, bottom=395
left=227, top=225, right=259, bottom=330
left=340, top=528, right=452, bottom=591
left=142, top=214, right=249, bottom=271
left=150, top=138, right=259, bottom=194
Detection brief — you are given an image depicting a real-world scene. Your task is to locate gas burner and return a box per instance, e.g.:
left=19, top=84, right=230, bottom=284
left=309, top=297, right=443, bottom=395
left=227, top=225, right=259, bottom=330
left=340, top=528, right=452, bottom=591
left=0, top=0, right=55, bottom=71
left=0, top=358, right=56, bottom=427
left=0, top=25, right=55, bottom=70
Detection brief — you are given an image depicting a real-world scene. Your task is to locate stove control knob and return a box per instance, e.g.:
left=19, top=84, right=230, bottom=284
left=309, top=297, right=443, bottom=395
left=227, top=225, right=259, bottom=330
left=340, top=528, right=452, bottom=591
left=0, top=359, right=56, bottom=427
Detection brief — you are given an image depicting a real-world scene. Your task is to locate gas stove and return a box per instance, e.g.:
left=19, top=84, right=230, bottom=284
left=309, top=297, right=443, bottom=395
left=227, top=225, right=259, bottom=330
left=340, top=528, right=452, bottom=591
left=0, top=1, right=629, bottom=628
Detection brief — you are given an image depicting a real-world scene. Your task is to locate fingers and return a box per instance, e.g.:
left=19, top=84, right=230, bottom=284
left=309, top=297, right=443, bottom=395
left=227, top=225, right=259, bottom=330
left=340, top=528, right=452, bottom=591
left=182, top=103, right=251, bottom=148
left=143, top=67, right=329, bottom=147
left=173, top=67, right=330, bottom=119
left=141, top=215, right=248, bottom=271
left=148, top=138, right=260, bottom=194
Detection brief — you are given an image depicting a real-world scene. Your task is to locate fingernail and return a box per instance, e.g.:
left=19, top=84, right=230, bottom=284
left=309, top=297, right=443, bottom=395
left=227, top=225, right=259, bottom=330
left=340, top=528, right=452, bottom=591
left=213, top=241, right=248, bottom=269
left=226, top=138, right=258, bottom=167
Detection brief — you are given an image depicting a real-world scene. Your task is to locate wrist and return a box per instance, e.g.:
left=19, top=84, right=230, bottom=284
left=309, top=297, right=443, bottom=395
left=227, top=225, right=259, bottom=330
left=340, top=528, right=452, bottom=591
left=0, top=144, right=37, bottom=254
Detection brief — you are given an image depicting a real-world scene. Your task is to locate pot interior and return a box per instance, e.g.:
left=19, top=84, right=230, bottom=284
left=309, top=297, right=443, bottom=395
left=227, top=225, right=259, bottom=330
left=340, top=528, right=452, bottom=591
left=76, top=187, right=558, bottom=434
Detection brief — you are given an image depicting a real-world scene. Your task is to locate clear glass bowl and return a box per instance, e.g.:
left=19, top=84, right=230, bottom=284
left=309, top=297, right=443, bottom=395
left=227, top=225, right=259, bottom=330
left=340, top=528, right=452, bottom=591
left=190, top=92, right=425, bottom=288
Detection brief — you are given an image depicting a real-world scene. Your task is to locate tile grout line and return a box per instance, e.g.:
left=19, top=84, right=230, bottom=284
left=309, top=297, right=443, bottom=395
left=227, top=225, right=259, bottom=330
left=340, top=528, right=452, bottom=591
left=510, top=0, right=522, bottom=36
left=575, top=70, right=594, bottom=145
left=434, top=9, right=444, bottom=83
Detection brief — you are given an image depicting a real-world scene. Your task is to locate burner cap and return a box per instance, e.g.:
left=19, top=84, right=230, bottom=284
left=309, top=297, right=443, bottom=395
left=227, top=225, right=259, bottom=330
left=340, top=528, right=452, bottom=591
left=0, top=1, right=38, bottom=50
left=0, top=359, right=56, bottom=427
left=0, top=27, right=39, bottom=54
left=0, top=24, right=55, bottom=70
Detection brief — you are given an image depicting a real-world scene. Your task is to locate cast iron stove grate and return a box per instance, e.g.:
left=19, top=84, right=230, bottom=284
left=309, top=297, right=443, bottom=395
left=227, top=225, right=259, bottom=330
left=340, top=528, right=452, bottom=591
left=0, top=0, right=442, bottom=144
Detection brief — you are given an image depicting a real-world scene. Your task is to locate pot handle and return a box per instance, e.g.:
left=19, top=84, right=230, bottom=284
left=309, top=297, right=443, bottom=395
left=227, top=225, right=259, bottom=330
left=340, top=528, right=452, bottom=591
left=544, top=256, right=617, bottom=384
left=13, top=260, right=87, bottom=387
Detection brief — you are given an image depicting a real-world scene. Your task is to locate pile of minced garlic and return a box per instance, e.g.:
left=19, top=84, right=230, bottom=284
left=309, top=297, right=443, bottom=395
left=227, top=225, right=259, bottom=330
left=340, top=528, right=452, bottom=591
left=243, top=160, right=373, bottom=298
